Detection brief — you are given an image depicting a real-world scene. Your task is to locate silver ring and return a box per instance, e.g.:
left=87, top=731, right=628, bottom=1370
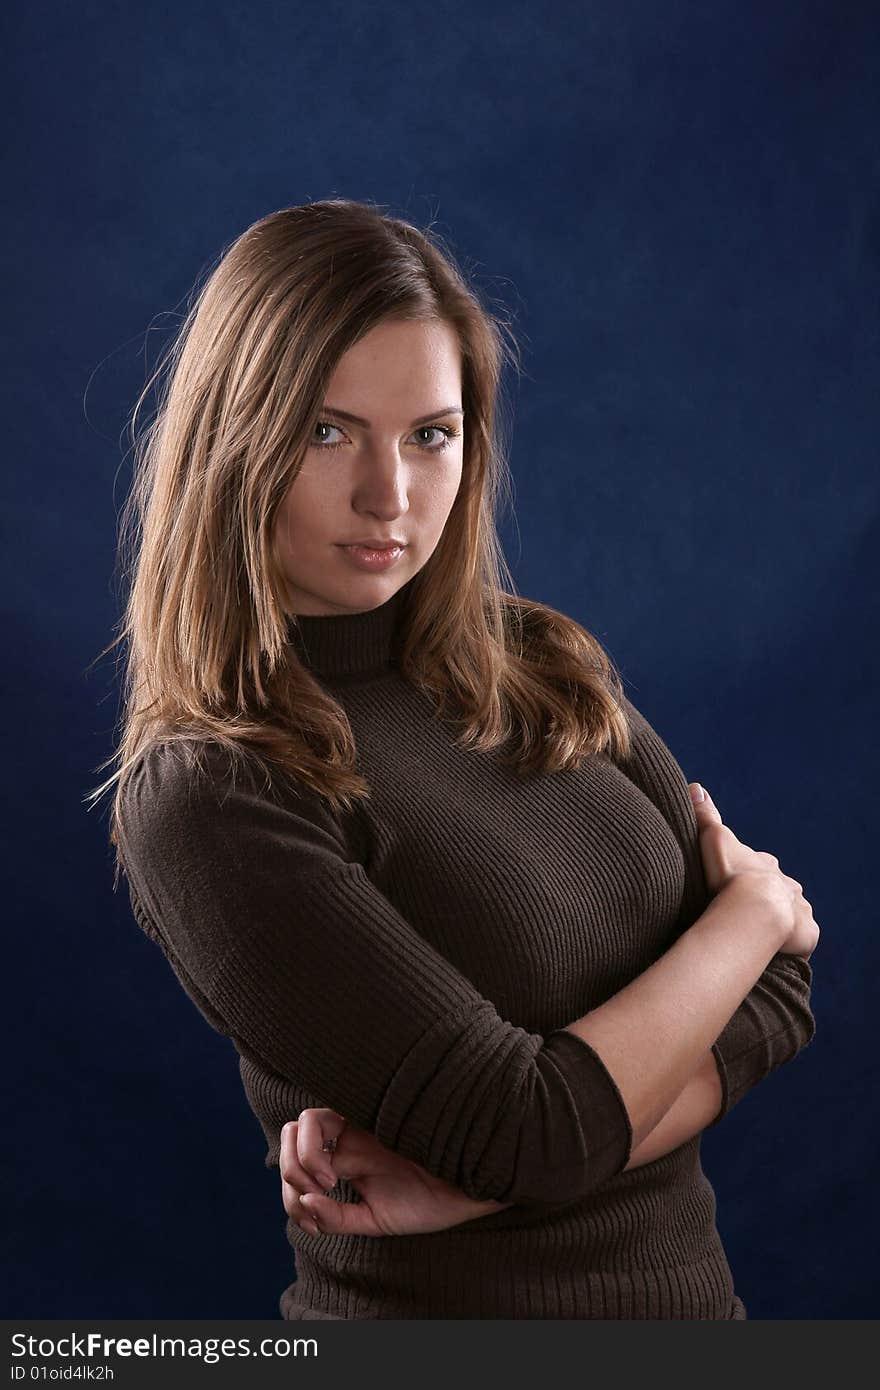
left=321, top=1137, right=337, bottom=1153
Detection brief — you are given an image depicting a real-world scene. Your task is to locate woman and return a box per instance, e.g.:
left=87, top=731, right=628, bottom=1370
left=92, top=198, right=818, bottom=1320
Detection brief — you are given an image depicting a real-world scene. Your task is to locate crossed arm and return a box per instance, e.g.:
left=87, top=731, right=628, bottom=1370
left=613, top=699, right=816, bottom=1169
left=622, top=1047, right=722, bottom=1170
left=623, top=947, right=815, bottom=1170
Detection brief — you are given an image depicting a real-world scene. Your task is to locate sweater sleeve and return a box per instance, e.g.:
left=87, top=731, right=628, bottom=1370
left=115, top=738, right=633, bottom=1206
left=615, top=696, right=816, bottom=1123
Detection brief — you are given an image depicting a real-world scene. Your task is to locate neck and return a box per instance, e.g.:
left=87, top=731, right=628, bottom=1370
left=285, top=579, right=412, bottom=680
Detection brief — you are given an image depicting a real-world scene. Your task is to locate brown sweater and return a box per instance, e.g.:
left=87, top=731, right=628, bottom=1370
left=116, top=578, right=815, bottom=1319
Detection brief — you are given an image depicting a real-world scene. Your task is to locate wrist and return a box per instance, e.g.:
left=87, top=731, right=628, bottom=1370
left=716, top=875, right=791, bottom=951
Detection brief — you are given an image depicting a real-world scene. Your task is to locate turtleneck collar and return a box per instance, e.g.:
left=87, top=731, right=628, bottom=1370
left=285, top=578, right=413, bottom=680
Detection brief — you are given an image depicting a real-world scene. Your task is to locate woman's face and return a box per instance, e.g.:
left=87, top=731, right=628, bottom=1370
left=275, top=317, right=465, bottom=616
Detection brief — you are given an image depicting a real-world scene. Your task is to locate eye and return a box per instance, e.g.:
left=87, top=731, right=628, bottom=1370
left=311, top=421, right=346, bottom=449
left=412, top=425, right=460, bottom=451
left=309, top=421, right=461, bottom=453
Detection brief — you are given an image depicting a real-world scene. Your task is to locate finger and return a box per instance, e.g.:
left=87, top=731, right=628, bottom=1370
left=756, top=851, right=780, bottom=869
left=280, top=1167, right=313, bottom=1223
left=298, top=1190, right=383, bottom=1238
left=279, top=1120, right=325, bottom=1197
left=689, top=783, right=723, bottom=825
left=281, top=1173, right=313, bottom=1223
left=281, top=1175, right=326, bottom=1238
left=297, top=1108, right=347, bottom=1191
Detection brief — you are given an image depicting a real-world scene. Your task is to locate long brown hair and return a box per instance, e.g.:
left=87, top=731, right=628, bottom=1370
left=86, top=198, right=631, bottom=884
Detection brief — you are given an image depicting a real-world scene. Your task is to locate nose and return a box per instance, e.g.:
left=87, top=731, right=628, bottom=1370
left=352, top=441, right=411, bottom=520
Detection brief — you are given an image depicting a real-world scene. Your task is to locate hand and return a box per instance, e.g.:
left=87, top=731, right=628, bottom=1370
left=687, top=783, right=820, bottom=961
left=280, top=1108, right=514, bottom=1238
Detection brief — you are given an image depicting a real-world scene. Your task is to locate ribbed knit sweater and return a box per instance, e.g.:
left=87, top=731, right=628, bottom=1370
left=116, top=577, right=815, bottom=1319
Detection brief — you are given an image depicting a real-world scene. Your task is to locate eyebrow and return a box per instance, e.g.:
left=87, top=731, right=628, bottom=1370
left=322, top=405, right=464, bottom=428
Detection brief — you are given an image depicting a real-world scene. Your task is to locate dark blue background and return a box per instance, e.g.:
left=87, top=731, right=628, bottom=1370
left=5, top=0, right=877, bottom=1319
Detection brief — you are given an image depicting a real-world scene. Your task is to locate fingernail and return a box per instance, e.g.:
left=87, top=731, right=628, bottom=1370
left=303, top=1218, right=321, bottom=1236
left=690, top=784, right=706, bottom=803
left=318, top=1172, right=336, bottom=1190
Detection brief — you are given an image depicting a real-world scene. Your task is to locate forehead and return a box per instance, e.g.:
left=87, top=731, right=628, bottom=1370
left=325, top=320, right=462, bottom=412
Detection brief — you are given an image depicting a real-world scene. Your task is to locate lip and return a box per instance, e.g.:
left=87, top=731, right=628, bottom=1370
left=337, top=541, right=407, bottom=573
left=338, top=539, right=407, bottom=548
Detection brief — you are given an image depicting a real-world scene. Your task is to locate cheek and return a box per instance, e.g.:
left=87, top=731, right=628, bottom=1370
left=420, top=458, right=463, bottom=508
left=428, top=463, right=464, bottom=524
left=275, top=472, right=332, bottom=547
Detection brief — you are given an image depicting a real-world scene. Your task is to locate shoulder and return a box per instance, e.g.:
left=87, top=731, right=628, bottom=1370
left=115, top=738, right=233, bottom=870
left=121, top=734, right=318, bottom=807
left=119, top=736, right=234, bottom=820
left=116, top=734, right=348, bottom=862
